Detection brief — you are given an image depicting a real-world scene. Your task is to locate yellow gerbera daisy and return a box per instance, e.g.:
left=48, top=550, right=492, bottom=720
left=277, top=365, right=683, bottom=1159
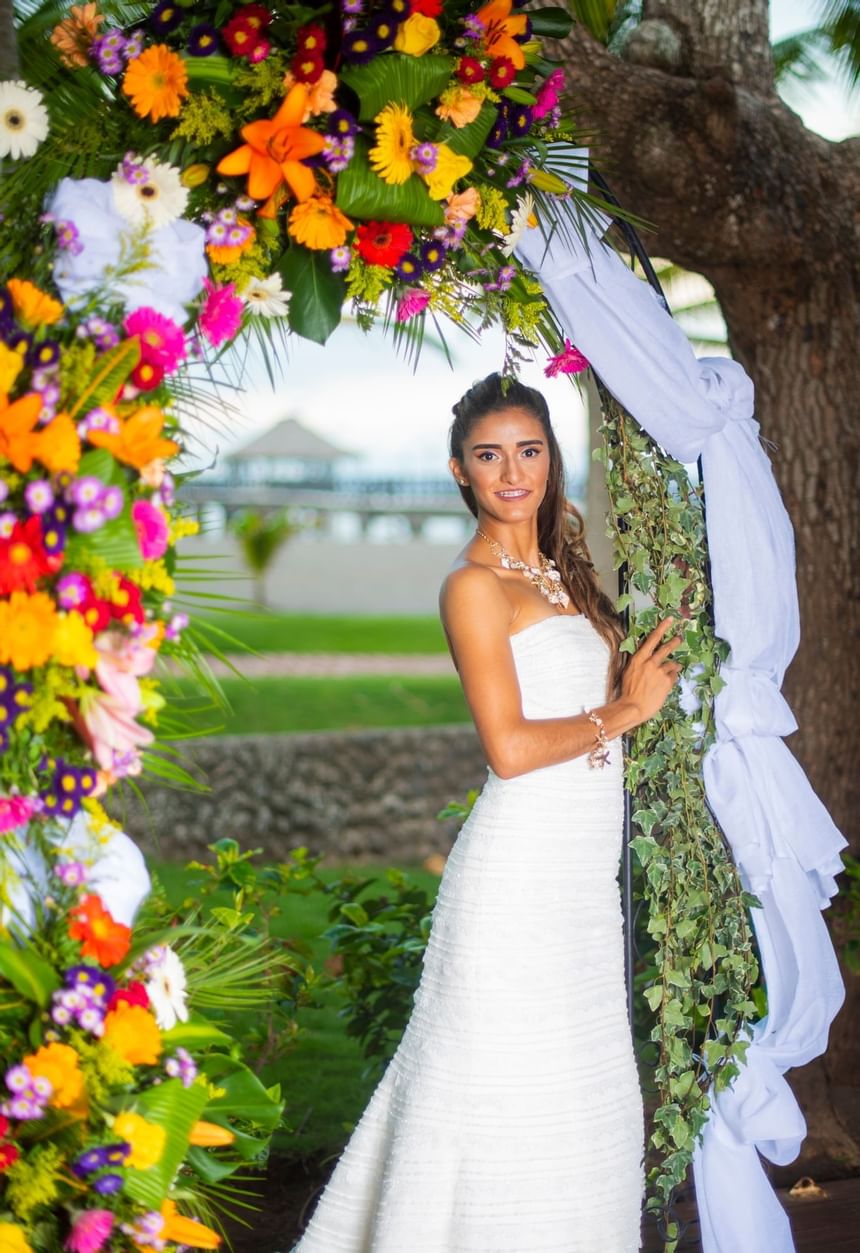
left=288, top=194, right=353, bottom=250
left=7, top=278, right=63, bottom=328
left=123, top=44, right=189, bottom=122
left=369, top=102, right=415, bottom=186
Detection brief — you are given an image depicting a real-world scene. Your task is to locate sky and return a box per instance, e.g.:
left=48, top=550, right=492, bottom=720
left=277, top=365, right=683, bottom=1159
left=195, top=0, right=857, bottom=486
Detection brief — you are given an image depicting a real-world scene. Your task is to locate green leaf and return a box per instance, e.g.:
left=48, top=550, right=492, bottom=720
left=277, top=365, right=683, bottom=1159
left=643, top=985, right=663, bottom=1012
left=335, top=139, right=445, bottom=227
left=68, top=337, right=140, bottom=418
left=124, top=1078, right=210, bottom=1208
left=502, top=86, right=538, bottom=105
left=63, top=507, right=143, bottom=571
left=161, top=1017, right=233, bottom=1050
left=77, top=448, right=125, bottom=487
left=341, top=53, right=455, bottom=121
left=340, top=902, right=370, bottom=926
left=434, top=103, right=496, bottom=159
left=529, top=7, right=576, bottom=38
left=279, top=246, right=345, bottom=346
left=0, top=942, right=60, bottom=1008
left=201, top=1055, right=283, bottom=1132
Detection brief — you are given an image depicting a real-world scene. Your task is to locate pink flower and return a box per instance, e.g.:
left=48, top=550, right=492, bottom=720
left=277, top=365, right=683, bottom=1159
left=199, top=279, right=243, bottom=347
left=76, top=689, right=154, bottom=774
left=131, top=499, right=169, bottom=560
left=396, top=288, right=431, bottom=322
left=533, top=68, right=564, bottom=120
left=65, top=1208, right=115, bottom=1253
left=0, top=794, right=38, bottom=835
left=544, top=339, right=589, bottom=378
left=94, top=627, right=158, bottom=710
left=124, top=307, right=187, bottom=373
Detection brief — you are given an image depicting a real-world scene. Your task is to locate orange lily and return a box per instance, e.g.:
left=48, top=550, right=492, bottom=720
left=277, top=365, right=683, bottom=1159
left=0, top=393, right=81, bottom=475
left=160, top=1199, right=221, bottom=1249
left=475, top=0, right=528, bottom=69
left=188, top=1120, right=236, bottom=1147
left=87, top=405, right=179, bottom=470
left=216, top=83, right=325, bottom=203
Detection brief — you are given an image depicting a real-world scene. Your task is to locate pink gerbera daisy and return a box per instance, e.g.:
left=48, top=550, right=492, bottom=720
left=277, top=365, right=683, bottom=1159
left=65, top=1208, right=115, bottom=1253
left=0, top=795, right=38, bottom=835
left=198, top=279, right=243, bottom=347
left=544, top=339, right=589, bottom=378
left=396, top=288, right=431, bottom=323
left=124, top=307, right=187, bottom=373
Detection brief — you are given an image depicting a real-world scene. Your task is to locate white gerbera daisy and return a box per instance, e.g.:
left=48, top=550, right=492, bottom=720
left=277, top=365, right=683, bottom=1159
left=144, top=944, right=189, bottom=1030
left=0, top=81, right=49, bottom=160
left=241, top=273, right=291, bottom=319
left=500, top=190, right=536, bottom=258
left=111, top=156, right=189, bottom=230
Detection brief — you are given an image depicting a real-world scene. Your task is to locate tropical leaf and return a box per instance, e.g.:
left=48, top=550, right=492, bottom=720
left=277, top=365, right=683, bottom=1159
left=340, top=52, right=455, bottom=120
left=124, top=1078, right=210, bottom=1209
left=161, top=1017, right=233, bottom=1050
left=63, top=507, right=143, bottom=570
left=279, top=245, right=346, bottom=345
left=568, top=0, right=620, bottom=43
left=336, top=139, right=445, bottom=227
left=0, top=941, right=60, bottom=1008
left=529, top=7, right=576, bottom=38
left=201, top=1055, right=283, bottom=1132
left=68, top=337, right=141, bottom=418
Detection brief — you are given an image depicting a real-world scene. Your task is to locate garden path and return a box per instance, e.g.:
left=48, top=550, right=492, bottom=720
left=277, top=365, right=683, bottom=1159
left=207, top=652, right=458, bottom=677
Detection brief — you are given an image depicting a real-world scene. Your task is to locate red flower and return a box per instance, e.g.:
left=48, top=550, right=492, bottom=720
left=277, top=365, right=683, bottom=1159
left=355, top=221, right=414, bottom=268
left=291, top=49, right=324, bottom=83
left=69, top=894, right=132, bottom=967
left=131, top=361, right=164, bottom=392
left=0, top=517, right=56, bottom=595
left=488, top=55, right=516, bottom=88
left=235, top=2, right=272, bottom=29
left=109, top=576, right=145, bottom=625
left=296, top=22, right=327, bottom=54
left=457, top=55, right=485, bottom=84
left=0, top=1142, right=20, bottom=1171
left=107, top=981, right=150, bottom=1013
left=0, top=1115, right=8, bottom=1138
left=80, top=590, right=113, bottom=633
left=411, top=0, right=443, bottom=14
left=222, top=15, right=261, bottom=57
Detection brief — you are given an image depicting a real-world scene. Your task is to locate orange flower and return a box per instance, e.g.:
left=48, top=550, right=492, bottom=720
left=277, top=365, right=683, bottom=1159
left=0, top=591, right=57, bottom=670
left=35, top=412, right=81, bottom=475
left=50, top=2, right=104, bottom=68
left=188, top=1121, right=236, bottom=1147
left=475, top=0, right=528, bottom=69
left=103, top=1003, right=162, bottom=1065
left=435, top=86, right=483, bottom=128
left=87, top=405, right=179, bottom=470
left=282, top=68, right=339, bottom=119
left=0, top=394, right=81, bottom=476
left=24, top=1043, right=85, bottom=1110
left=445, top=187, right=481, bottom=224
left=160, top=1200, right=221, bottom=1249
left=69, top=893, right=132, bottom=966
left=216, top=83, right=325, bottom=203
left=7, top=279, right=63, bottom=328
left=288, top=194, right=352, bottom=250
left=207, top=218, right=256, bottom=265
left=123, top=44, right=189, bottom=122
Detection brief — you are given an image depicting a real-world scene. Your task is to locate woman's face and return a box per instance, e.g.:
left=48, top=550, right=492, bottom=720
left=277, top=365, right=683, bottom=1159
left=449, top=406, right=550, bottom=522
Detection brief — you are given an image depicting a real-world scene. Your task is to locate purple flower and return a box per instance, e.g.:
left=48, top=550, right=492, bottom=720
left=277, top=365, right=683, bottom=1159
left=165, top=1047, right=197, bottom=1087
left=56, top=860, right=87, bottom=886
left=0, top=513, right=16, bottom=540
left=6, top=1065, right=32, bottom=1094
left=487, top=108, right=509, bottom=149
left=29, top=339, right=60, bottom=369
left=235, top=194, right=255, bottom=211
left=394, top=252, right=423, bottom=282
left=0, top=480, right=7, bottom=504
left=70, top=476, right=104, bottom=508
left=54, top=218, right=83, bottom=253
left=410, top=143, right=438, bottom=175
left=188, top=22, right=220, bottom=55
left=322, top=134, right=354, bottom=173
left=125, top=29, right=145, bottom=59
left=41, top=517, right=66, bottom=555
left=100, top=485, right=124, bottom=520
left=74, top=1147, right=108, bottom=1176
left=121, top=153, right=149, bottom=186
left=72, top=505, right=108, bottom=532
left=103, top=1142, right=131, bottom=1165
left=330, top=245, right=351, bottom=273
left=342, top=0, right=364, bottom=12
left=150, top=1, right=183, bottom=33
left=93, top=1172, right=124, bottom=1195
left=0, top=286, right=12, bottom=325
left=485, top=264, right=516, bottom=293
left=77, top=406, right=120, bottom=439
left=65, top=965, right=114, bottom=1004
left=3, top=327, right=31, bottom=355
left=24, top=480, right=54, bottom=514
left=507, top=103, right=533, bottom=138
left=56, top=572, right=89, bottom=610
left=329, top=110, right=358, bottom=138
left=158, top=471, right=175, bottom=507
left=341, top=29, right=380, bottom=62
left=419, top=240, right=446, bottom=272
left=164, top=612, right=189, bottom=641
left=462, top=14, right=484, bottom=39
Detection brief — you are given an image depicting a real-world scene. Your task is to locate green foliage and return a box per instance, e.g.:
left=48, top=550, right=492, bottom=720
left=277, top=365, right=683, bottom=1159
left=280, top=246, right=347, bottom=346
left=340, top=53, right=455, bottom=121
left=228, top=508, right=300, bottom=605
left=832, top=851, right=860, bottom=972
left=336, top=138, right=446, bottom=228
left=596, top=388, right=761, bottom=1211
left=320, top=869, right=436, bottom=1077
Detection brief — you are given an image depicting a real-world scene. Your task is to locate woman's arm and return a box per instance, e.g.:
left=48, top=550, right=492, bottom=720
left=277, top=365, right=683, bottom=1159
left=439, top=565, right=679, bottom=779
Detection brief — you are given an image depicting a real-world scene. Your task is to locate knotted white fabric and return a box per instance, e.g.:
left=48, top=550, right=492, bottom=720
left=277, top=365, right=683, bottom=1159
left=516, top=218, right=847, bottom=1253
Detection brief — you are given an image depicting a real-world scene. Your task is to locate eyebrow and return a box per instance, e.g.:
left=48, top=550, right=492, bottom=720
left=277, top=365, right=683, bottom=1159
left=470, top=439, right=545, bottom=449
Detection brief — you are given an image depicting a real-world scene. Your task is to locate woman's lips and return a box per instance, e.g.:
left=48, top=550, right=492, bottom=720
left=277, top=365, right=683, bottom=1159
left=495, top=489, right=531, bottom=499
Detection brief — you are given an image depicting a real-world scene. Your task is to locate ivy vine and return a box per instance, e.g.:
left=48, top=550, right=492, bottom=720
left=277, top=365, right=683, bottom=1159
left=595, top=387, right=763, bottom=1221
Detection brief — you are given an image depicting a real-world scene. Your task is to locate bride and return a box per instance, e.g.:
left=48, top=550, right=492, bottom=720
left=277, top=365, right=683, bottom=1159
left=291, top=372, right=683, bottom=1253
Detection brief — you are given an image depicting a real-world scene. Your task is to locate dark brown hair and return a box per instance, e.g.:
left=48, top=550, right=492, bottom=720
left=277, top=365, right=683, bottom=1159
left=449, top=372, right=626, bottom=696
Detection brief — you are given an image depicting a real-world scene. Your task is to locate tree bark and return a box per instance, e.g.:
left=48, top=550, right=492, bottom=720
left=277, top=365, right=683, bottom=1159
left=562, top=0, right=860, bottom=1175
left=0, top=0, right=19, bottom=79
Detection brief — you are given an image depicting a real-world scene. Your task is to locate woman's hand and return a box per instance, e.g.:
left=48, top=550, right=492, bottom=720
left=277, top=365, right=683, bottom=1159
left=619, top=617, right=684, bottom=727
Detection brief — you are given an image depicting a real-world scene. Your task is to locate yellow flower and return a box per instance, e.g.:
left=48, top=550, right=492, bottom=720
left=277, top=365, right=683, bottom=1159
left=113, top=1111, right=167, bottom=1169
left=52, top=611, right=98, bottom=669
left=0, top=342, right=23, bottom=394
left=422, top=144, right=473, bottom=200
left=435, top=86, right=483, bottom=128
left=288, top=194, right=353, bottom=250
left=7, top=279, right=63, bottom=328
left=123, top=44, right=189, bottom=122
left=369, top=102, right=415, bottom=185
left=0, top=591, right=57, bottom=671
left=103, top=1002, right=162, bottom=1065
left=23, top=1043, right=85, bottom=1110
left=393, top=13, right=441, bottom=56
left=0, top=1223, right=32, bottom=1253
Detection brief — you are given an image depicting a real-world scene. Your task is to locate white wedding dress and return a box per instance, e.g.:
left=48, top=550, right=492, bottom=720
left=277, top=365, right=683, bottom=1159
left=291, top=613, right=645, bottom=1252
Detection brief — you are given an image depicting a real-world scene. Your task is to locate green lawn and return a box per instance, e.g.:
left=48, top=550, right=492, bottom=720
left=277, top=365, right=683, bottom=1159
left=192, top=612, right=448, bottom=655
left=169, top=675, right=470, bottom=735
left=154, top=860, right=442, bottom=1159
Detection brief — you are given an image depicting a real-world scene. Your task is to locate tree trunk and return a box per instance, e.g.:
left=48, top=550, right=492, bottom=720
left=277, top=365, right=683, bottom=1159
left=0, top=0, right=18, bottom=79
left=559, top=0, right=860, bottom=1175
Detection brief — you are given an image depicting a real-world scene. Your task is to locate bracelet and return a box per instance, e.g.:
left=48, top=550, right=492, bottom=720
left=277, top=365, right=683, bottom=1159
left=585, top=709, right=611, bottom=769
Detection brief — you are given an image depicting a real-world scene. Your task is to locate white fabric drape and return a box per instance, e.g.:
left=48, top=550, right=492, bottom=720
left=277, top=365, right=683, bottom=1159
left=515, top=218, right=847, bottom=1253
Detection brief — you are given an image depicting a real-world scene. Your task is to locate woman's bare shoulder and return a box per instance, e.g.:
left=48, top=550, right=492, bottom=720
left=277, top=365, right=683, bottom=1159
left=439, top=559, right=511, bottom=630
